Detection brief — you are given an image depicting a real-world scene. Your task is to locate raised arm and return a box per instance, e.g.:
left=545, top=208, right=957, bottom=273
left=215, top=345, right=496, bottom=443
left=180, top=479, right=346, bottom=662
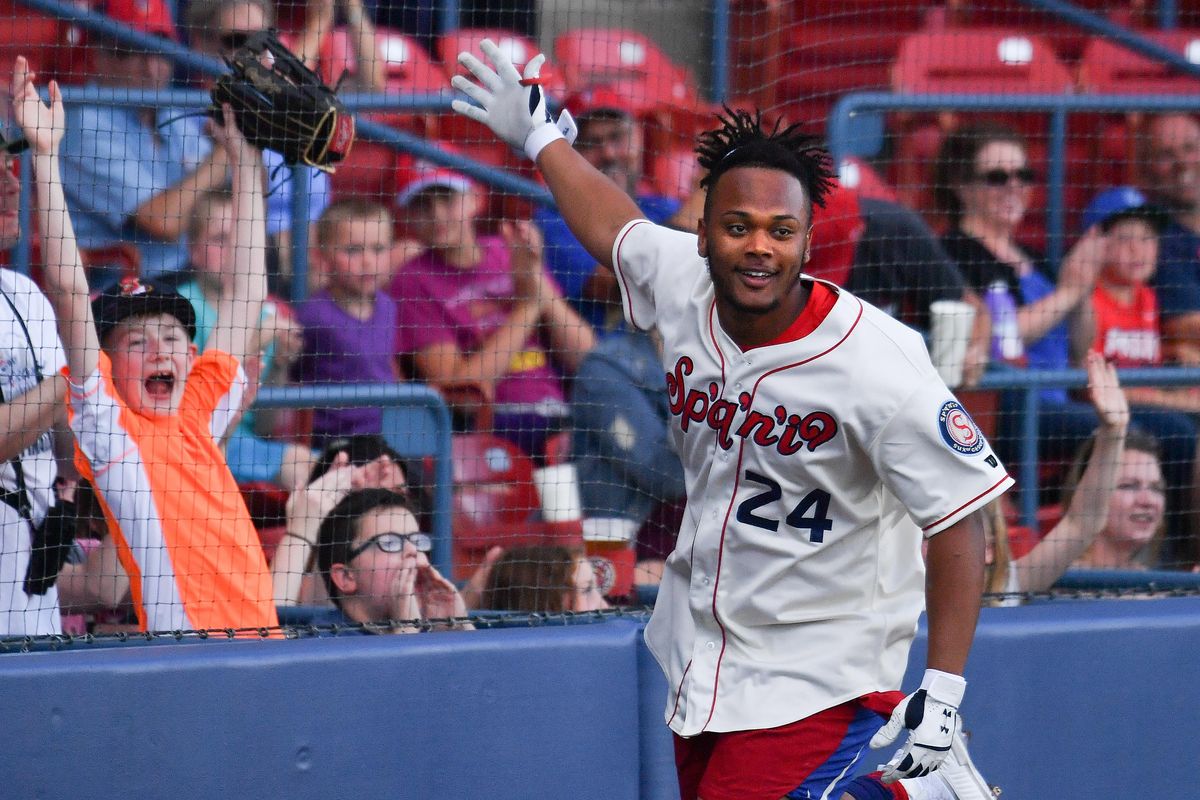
left=206, top=105, right=268, bottom=368
left=451, top=40, right=641, bottom=270
left=13, top=56, right=98, bottom=382
left=1014, top=352, right=1129, bottom=592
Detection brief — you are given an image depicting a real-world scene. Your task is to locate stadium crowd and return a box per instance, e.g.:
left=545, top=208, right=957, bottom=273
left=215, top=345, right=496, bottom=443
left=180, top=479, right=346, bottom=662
left=2, top=0, right=1200, bottom=652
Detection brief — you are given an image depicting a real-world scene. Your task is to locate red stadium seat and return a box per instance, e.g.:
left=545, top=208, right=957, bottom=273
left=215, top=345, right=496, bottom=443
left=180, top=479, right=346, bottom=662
left=1078, top=30, right=1200, bottom=94
left=729, top=0, right=937, bottom=127
left=437, top=28, right=564, bottom=94
left=374, top=28, right=448, bottom=135
left=0, top=0, right=86, bottom=85
left=448, top=433, right=581, bottom=579
left=892, top=29, right=1075, bottom=94
left=553, top=27, right=699, bottom=113
left=948, top=0, right=1134, bottom=61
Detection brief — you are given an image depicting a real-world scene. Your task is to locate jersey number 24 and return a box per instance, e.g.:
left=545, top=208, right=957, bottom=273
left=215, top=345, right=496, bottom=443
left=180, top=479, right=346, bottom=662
left=736, top=470, right=833, bottom=543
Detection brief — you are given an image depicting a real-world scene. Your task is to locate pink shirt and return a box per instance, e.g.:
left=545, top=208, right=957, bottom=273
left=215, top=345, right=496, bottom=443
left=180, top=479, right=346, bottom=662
left=391, top=235, right=565, bottom=407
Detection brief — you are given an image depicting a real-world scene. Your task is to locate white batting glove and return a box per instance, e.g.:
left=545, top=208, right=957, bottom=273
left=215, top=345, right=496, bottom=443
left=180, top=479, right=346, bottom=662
left=870, top=669, right=966, bottom=783
left=450, top=38, right=577, bottom=162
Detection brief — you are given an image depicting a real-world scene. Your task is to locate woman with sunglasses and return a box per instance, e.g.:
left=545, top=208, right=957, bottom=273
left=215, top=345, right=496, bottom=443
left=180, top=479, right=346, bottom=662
left=934, top=122, right=1106, bottom=375
left=315, top=488, right=472, bottom=633
left=934, top=124, right=1198, bottom=557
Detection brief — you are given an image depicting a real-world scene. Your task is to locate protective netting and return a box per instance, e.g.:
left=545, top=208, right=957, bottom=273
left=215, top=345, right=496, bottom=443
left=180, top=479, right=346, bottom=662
left=2, top=0, right=1199, bottom=645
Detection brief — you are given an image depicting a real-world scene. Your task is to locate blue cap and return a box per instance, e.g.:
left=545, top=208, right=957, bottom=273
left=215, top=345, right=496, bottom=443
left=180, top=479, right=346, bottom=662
left=1082, top=186, right=1168, bottom=233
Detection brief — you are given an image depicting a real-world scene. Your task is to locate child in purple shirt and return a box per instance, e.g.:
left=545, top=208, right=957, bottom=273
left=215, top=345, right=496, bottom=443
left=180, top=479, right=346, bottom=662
left=294, top=200, right=401, bottom=442
left=391, top=167, right=595, bottom=457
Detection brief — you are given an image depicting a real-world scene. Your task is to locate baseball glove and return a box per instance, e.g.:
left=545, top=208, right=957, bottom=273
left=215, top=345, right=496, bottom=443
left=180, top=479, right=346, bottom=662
left=211, top=30, right=355, bottom=172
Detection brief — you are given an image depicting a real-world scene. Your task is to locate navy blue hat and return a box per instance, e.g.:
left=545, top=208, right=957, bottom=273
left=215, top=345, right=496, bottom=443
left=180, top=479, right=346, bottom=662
left=91, top=277, right=197, bottom=344
left=1082, top=186, right=1169, bottom=234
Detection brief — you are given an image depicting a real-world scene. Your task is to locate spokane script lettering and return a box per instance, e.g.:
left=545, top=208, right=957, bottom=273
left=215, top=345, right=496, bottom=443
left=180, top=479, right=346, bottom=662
left=665, top=356, right=838, bottom=455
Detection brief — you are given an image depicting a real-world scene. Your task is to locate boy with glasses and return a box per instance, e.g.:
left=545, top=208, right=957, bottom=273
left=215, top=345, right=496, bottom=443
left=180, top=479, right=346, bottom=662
left=314, top=488, right=471, bottom=632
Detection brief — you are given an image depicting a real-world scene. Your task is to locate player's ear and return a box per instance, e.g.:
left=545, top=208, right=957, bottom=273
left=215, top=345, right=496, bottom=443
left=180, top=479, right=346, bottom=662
left=697, top=216, right=709, bottom=258
left=802, top=224, right=814, bottom=264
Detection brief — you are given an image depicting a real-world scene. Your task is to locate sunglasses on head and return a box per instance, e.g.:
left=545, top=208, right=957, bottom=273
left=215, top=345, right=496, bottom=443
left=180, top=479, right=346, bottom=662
left=975, top=167, right=1037, bottom=187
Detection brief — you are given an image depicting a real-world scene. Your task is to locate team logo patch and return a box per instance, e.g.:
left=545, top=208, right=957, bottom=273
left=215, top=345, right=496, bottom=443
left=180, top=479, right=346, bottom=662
left=589, top=555, right=616, bottom=596
left=938, top=400, right=984, bottom=455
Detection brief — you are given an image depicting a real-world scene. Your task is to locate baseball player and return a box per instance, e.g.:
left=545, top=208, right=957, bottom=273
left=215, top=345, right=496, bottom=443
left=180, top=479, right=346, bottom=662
left=452, top=41, right=1010, bottom=800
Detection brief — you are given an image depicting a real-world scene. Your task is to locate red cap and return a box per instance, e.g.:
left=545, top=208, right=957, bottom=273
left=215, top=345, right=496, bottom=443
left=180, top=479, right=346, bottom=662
left=805, top=180, right=864, bottom=287
left=396, top=162, right=476, bottom=206
left=565, top=85, right=637, bottom=120
left=101, top=0, right=177, bottom=40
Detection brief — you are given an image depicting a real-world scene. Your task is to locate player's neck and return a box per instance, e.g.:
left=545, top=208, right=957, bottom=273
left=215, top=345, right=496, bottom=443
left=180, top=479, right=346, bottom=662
left=718, top=281, right=812, bottom=351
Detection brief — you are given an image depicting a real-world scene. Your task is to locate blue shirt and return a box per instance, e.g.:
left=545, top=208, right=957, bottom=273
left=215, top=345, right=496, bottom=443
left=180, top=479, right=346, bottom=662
left=59, top=96, right=331, bottom=279
left=1018, top=269, right=1071, bottom=405
left=1153, top=219, right=1200, bottom=318
left=535, top=193, right=680, bottom=331
left=569, top=327, right=684, bottom=525
left=60, top=101, right=208, bottom=278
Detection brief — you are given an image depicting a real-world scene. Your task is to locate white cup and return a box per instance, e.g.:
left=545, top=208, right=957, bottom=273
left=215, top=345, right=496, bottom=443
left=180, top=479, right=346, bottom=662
left=928, top=299, right=976, bottom=389
left=532, top=463, right=584, bottom=522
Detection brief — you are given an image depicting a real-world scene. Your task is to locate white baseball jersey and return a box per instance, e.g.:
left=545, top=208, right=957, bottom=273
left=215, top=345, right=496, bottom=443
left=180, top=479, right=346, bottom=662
left=612, top=220, right=1013, bottom=736
left=0, top=269, right=67, bottom=636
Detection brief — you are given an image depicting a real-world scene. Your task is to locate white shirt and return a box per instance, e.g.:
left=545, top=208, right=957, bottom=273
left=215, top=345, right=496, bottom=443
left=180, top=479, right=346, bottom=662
left=0, top=269, right=66, bottom=524
left=0, top=269, right=67, bottom=636
left=612, top=220, right=1014, bottom=735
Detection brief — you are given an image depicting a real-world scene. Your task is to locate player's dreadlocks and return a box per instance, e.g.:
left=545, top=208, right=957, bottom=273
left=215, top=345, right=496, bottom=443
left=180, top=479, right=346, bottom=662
left=696, top=108, right=835, bottom=220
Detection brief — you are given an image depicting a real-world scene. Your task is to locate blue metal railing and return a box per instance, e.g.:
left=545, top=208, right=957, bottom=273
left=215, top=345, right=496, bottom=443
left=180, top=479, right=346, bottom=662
left=974, top=366, right=1200, bottom=528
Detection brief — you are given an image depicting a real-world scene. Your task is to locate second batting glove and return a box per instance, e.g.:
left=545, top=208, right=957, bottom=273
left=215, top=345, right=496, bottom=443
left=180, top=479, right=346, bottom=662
left=870, top=669, right=965, bottom=783
left=451, top=38, right=577, bottom=162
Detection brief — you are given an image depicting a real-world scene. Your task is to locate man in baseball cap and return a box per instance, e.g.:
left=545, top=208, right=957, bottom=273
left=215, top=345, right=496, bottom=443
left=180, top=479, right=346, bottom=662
left=534, top=84, right=684, bottom=333
left=396, top=162, right=477, bottom=209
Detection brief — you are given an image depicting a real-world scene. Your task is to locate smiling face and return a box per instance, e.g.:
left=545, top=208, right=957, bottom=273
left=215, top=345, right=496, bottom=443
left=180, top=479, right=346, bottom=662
left=1143, top=114, right=1200, bottom=213
left=956, top=140, right=1033, bottom=232
left=331, top=505, right=423, bottom=619
left=576, top=113, right=642, bottom=196
left=1101, top=217, right=1159, bottom=288
left=697, top=166, right=813, bottom=346
left=1104, top=449, right=1166, bottom=555
left=104, top=313, right=198, bottom=417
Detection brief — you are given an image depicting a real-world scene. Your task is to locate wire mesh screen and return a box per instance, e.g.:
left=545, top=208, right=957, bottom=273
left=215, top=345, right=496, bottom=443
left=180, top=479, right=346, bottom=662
left=1, top=0, right=1199, bottom=644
